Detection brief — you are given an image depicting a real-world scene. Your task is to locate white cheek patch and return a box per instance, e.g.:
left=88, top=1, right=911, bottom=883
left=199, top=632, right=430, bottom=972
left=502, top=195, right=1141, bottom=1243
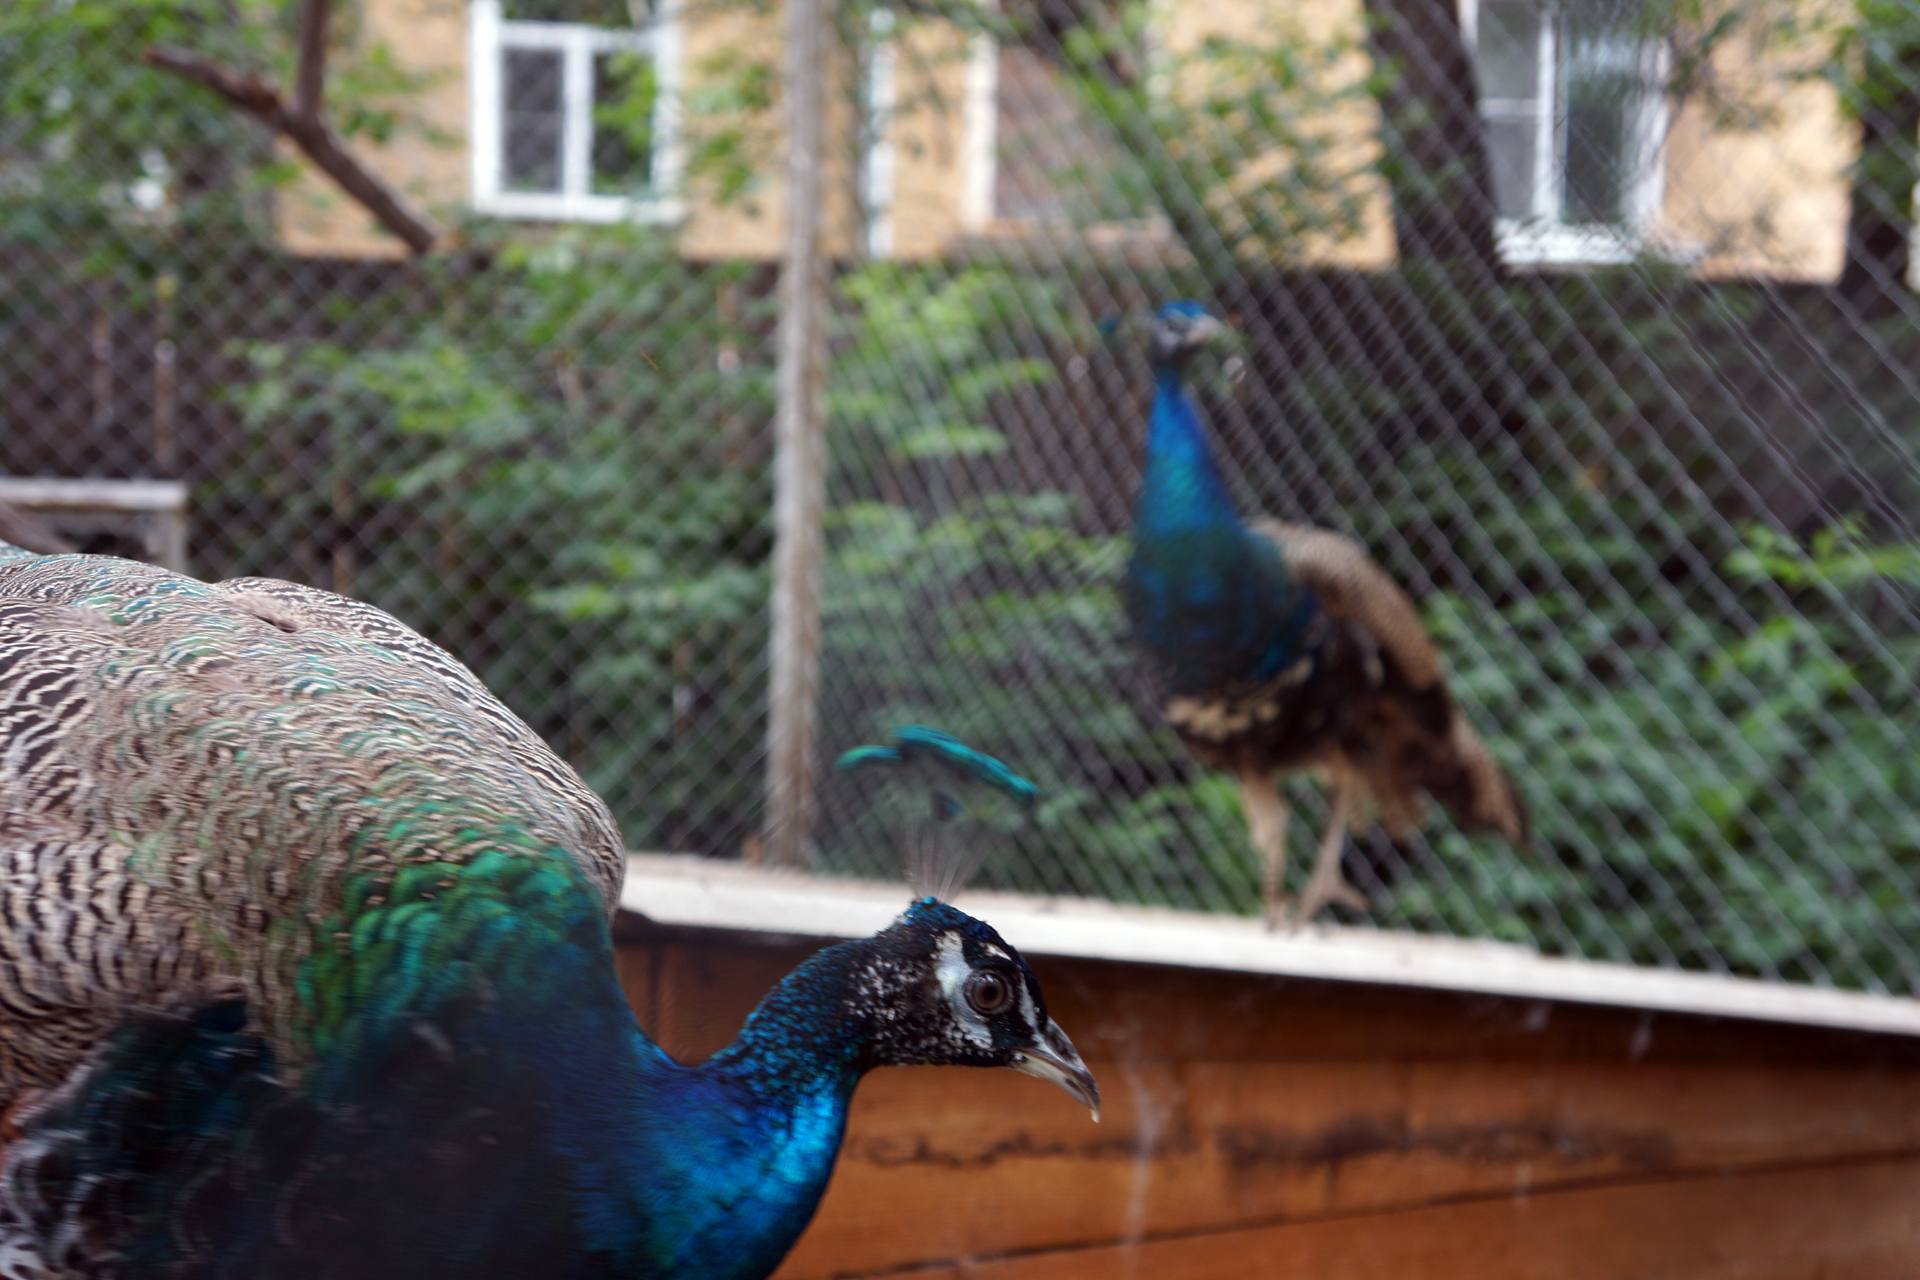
left=933, top=932, right=969, bottom=1000
left=1015, top=979, right=1038, bottom=1033
left=934, top=931, right=998, bottom=1051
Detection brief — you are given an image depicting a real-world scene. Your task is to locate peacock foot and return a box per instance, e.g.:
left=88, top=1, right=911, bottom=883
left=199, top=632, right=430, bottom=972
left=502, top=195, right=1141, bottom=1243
left=1261, top=892, right=1290, bottom=931
left=1291, top=874, right=1369, bottom=926
left=1261, top=872, right=1369, bottom=930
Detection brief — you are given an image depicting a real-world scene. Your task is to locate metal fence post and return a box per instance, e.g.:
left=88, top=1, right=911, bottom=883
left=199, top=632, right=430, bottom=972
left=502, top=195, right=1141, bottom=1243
left=764, top=0, right=830, bottom=868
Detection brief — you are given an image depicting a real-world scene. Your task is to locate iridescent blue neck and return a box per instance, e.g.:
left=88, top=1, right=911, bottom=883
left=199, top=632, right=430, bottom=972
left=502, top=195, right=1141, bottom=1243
left=550, top=938, right=871, bottom=1280
left=1136, top=363, right=1242, bottom=536
left=1125, top=360, right=1321, bottom=694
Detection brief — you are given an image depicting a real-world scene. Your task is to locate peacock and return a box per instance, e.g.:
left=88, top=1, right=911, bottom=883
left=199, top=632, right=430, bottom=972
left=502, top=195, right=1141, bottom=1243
left=0, top=540, right=1098, bottom=1280
left=1123, top=302, right=1527, bottom=926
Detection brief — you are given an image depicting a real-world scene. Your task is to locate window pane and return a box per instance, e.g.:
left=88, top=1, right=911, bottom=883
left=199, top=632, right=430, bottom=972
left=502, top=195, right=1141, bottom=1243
left=1560, top=30, right=1639, bottom=223
left=592, top=50, right=657, bottom=196
left=1485, top=115, right=1538, bottom=219
left=1563, top=95, right=1627, bottom=223
left=1476, top=2, right=1540, bottom=100
left=503, top=48, right=564, bottom=193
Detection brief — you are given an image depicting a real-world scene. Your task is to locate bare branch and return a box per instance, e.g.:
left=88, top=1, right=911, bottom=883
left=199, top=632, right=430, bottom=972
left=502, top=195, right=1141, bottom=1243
left=145, top=46, right=281, bottom=114
left=144, top=43, right=440, bottom=255
left=293, top=0, right=331, bottom=126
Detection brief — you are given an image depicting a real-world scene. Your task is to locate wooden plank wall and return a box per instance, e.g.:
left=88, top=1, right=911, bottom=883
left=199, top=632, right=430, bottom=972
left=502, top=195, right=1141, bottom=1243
left=612, top=919, right=1920, bottom=1279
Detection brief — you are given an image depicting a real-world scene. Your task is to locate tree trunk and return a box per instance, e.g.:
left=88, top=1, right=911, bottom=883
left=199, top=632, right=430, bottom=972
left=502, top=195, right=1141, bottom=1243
left=1838, top=30, right=1920, bottom=313
left=1363, top=0, right=1503, bottom=276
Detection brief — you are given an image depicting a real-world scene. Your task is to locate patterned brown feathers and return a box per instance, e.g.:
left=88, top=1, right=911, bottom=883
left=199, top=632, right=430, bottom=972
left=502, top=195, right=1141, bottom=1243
left=1255, top=520, right=1528, bottom=850
left=0, top=544, right=625, bottom=1111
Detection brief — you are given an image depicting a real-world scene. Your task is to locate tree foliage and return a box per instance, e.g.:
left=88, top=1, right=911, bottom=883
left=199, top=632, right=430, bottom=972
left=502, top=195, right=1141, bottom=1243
left=232, top=225, right=774, bottom=855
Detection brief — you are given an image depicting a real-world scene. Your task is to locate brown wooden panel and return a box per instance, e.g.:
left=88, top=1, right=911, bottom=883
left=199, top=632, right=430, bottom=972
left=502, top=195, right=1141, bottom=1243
left=853, top=1156, right=1920, bottom=1280
left=1029, top=953, right=1920, bottom=1068
left=616, top=936, right=808, bottom=1062
left=771, top=1058, right=1920, bottom=1277
left=610, top=929, right=1920, bottom=1280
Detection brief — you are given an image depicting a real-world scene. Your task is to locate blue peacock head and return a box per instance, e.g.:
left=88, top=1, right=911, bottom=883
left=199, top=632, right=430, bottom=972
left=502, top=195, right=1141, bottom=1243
left=1148, top=300, right=1226, bottom=370
left=854, top=896, right=1100, bottom=1118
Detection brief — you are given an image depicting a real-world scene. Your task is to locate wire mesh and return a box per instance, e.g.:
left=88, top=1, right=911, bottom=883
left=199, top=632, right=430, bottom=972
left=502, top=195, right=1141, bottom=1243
left=5, top=0, right=1920, bottom=993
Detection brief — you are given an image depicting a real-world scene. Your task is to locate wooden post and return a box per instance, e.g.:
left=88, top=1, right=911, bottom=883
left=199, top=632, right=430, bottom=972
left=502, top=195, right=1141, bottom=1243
left=152, top=272, right=178, bottom=475
left=91, top=280, right=114, bottom=435
left=764, top=0, right=830, bottom=868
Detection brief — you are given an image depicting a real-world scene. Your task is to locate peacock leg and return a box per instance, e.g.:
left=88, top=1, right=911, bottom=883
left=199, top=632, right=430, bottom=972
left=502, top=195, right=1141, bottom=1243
left=1239, top=770, right=1291, bottom=929
left=1295, top=772, right=1369, bottom=922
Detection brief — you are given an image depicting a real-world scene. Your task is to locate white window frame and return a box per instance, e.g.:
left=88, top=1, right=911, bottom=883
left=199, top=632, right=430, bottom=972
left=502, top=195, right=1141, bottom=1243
left=958, top=16, right=998, bottom=235
left=858, top=4, right=999, bottom=258
left=469, top=0, right=685, bottom=223
left=1459, top=0, right=1666, bottom=267
left=861, top=7, right=900, bottom=259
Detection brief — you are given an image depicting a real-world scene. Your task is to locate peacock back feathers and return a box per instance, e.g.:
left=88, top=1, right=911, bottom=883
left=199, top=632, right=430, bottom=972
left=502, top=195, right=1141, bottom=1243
left=0, top=549, right=626, bottom=1102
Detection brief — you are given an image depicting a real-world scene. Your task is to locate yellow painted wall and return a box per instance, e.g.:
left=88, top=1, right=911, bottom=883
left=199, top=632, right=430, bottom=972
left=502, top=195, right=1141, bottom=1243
left=275, top=0, right=469, bottom=260
left=612, top=1, right=963, bottom=262
left=1159, top=0, right=1397, bottom=270
left=883, top=21, right=982, bottom=261
left=675, top=0, right=869, bottom=262
left=278, top=0, right=876, bottom=261
left=1652, top=8, right=1852, bottom=281
left=673, top=0, right=789, bottom=261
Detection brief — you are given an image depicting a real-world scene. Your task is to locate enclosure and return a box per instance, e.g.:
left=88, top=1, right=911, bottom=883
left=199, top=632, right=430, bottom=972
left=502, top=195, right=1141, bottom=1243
left=6, top=0, right=1920, bottom=1267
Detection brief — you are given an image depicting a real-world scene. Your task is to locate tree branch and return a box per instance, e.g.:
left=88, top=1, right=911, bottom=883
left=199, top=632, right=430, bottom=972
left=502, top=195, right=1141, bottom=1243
left=292, top=0, right=330, bottom=126
left=144, top=40, right=440, bottom=255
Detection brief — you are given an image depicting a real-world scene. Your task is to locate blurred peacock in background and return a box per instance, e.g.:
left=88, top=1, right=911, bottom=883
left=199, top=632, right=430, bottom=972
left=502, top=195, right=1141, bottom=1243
left=0, top=541, right=1096, bottom=1280
left=1124, top=302, right=1528, bottom=925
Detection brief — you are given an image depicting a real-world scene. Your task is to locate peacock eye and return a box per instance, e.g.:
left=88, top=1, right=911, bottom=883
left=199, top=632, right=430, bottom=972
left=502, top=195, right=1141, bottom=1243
left=965, top=970, right=1013, bottom=1015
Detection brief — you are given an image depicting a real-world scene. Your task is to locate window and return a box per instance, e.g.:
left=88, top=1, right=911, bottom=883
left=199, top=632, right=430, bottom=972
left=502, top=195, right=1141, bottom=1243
left=1462, top=0, right=1664, bottom=264
left=470, top=0, right=683, bottom=222
left=856, top=6, right=999, bottom=258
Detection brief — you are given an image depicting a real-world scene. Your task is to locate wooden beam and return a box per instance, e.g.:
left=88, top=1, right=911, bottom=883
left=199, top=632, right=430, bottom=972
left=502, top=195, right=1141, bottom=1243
left=774, top=1059, right=1920, bottom=1276
left=0, top=477, right=190, bottom=572
left=0, top=478, right=187, bottom=512
left=618, top=855, right=1920, bottom=1037
left=612, top=929, right=1920, bottom=1280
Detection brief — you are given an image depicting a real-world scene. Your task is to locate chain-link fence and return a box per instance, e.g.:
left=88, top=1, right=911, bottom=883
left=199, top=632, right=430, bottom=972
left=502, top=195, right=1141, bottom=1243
left=6, top=0, right=1920, bottom=994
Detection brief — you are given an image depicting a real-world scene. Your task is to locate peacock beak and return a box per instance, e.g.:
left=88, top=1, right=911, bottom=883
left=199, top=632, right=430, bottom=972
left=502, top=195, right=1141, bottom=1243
left=1010, top=1017, right=1101, bottom=1122
left=1183, top=313, right=1226, bottom=348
